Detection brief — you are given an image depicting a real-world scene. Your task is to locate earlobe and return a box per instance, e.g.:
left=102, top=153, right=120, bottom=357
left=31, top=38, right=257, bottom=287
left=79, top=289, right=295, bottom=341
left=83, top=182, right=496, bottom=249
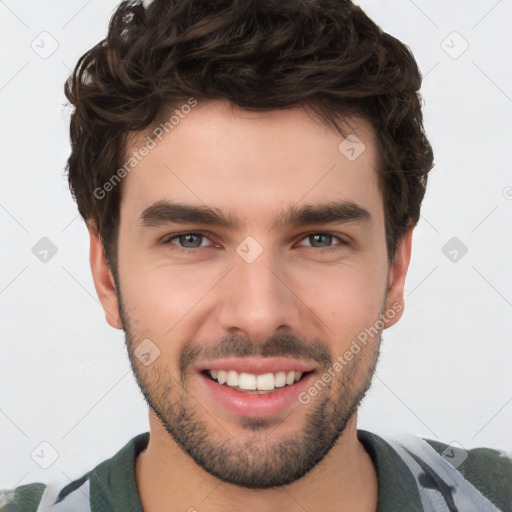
left=383, top=228, right=413, bottom=329
left=87, top=221, right=123, bottom=330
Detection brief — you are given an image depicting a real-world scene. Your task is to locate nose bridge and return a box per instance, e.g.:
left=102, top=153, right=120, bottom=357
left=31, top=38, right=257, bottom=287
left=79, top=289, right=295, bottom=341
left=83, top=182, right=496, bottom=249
left=216, top=244, right=301, bottom=342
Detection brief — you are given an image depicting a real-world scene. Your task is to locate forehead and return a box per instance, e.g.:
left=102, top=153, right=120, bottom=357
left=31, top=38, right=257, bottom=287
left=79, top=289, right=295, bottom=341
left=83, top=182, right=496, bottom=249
left=120, top=99, right=382, bottom=228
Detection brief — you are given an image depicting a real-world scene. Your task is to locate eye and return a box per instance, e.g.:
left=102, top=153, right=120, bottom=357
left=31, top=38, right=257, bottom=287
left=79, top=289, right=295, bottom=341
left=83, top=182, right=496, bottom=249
left=297, top=233, right=347, bottom=251
left=160, top=231, right=348, bottom=254
left=162, top=232, right=214, bottom=250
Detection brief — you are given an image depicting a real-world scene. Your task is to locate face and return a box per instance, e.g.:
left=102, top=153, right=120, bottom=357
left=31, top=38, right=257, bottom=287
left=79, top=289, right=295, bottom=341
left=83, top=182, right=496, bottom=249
left=90, top=99, right=411, bottom=488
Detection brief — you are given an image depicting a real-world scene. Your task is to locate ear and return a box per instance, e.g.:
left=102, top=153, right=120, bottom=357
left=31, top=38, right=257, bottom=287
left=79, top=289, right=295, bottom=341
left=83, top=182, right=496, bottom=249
left=88, top=221, right=123, bottom=329
left=383, top=228, right=413, bottom=329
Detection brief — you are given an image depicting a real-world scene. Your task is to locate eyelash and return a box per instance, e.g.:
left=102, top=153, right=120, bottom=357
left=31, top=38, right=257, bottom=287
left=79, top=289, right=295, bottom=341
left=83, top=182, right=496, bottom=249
left=161, top=231, right=348, bottom=254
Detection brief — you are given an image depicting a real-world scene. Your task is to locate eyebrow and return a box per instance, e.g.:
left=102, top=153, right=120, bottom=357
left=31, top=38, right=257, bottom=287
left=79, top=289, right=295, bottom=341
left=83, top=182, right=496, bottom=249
left=138, top=200, right=372, bottom=230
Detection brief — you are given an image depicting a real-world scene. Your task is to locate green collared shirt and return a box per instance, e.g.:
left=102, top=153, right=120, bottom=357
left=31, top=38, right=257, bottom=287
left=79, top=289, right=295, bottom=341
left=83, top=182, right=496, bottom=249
left=2, top=430, right=511, bottom=511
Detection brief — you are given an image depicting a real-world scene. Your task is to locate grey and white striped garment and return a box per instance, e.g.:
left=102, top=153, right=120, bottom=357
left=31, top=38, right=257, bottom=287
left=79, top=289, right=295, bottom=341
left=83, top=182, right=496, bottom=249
left=386, top=434, right=505, bottom=512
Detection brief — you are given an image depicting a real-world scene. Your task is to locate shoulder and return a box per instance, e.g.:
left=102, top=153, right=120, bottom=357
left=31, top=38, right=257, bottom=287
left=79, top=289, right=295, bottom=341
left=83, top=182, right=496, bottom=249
left=0, top=482, right=46, bottom=512
left=425, top=438, right=512, bottom=512
left=360, top=429, right=512, bottom=511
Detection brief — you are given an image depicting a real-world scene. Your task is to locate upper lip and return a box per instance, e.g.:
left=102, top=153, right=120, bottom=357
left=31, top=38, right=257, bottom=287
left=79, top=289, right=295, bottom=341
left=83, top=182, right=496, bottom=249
left=196, top=356, right=318, bottom=375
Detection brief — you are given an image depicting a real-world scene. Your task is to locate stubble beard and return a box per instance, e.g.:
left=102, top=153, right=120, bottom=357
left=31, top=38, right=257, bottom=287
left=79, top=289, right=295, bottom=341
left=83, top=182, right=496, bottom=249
left=116, top=281, right=383, bottom=488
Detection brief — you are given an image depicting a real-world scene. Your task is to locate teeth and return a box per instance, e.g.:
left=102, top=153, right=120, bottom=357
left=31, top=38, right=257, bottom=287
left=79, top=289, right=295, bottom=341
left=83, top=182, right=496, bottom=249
left=239, top=372, right=256, bottom=390
left=274, top=371, right=287, bottom=388
left=217, top=370, right=227, bottom=385
left=256, top=373, right=274, bottom=390
left=226, top=370, right=238, bottom=387
left=207, top=369, right=306, bottom=391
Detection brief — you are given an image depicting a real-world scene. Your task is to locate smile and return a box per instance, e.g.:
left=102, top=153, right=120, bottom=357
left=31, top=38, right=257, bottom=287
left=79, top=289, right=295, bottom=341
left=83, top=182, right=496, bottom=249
left=196, top=357, right=318, bottom=417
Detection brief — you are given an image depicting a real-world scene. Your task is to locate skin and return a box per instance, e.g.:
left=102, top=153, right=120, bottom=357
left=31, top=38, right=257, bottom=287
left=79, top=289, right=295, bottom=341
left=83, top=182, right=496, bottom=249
left=89, top=99, right=412, bottom=512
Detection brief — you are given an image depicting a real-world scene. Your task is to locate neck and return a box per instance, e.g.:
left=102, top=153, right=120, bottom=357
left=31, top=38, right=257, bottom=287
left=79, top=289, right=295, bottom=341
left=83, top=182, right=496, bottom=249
left=135, top=412, right=378, bottom=512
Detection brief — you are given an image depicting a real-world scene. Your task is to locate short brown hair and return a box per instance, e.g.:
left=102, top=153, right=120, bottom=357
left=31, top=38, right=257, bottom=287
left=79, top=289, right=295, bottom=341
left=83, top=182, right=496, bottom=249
left=64, top=0, right=434, bottom=268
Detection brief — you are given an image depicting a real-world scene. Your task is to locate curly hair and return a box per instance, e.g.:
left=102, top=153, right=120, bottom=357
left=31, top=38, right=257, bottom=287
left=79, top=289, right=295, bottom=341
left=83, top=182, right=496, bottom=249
left=64, top=0, right=434, bottom=269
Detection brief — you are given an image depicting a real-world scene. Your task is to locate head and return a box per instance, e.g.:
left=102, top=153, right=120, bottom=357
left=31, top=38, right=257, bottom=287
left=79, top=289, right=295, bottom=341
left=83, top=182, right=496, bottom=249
left=65, top=0, right=433, bottom=489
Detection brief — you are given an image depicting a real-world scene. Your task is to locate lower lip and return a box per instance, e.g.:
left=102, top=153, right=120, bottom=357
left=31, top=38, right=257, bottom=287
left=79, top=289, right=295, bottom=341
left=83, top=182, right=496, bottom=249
left=198, top=371, right=316, bottom=418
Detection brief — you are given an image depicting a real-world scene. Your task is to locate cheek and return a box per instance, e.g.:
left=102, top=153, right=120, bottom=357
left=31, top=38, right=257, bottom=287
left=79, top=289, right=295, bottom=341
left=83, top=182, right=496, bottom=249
left=118, top=245, right=225, bottom=341
left=296, top=262, right=386, bottom=346
left=123, top=268, right=193, bottom=330
left=117, top=219, right=389, bottom=347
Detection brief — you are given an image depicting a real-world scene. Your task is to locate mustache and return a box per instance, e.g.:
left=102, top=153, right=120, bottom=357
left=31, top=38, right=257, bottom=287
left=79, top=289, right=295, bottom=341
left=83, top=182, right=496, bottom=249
left=179, top=332, right=333, bottom=377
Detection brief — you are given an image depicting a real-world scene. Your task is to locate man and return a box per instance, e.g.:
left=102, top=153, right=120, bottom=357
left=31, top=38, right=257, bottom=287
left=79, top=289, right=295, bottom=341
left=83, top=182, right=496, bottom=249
left=3, top=0, right=511, bottom=511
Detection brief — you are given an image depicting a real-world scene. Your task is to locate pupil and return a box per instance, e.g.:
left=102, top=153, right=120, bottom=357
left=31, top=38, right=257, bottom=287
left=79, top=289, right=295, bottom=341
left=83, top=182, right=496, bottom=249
left=312, top=234, right=330, bottom=247
left=181, top=234, right=202, bottom=248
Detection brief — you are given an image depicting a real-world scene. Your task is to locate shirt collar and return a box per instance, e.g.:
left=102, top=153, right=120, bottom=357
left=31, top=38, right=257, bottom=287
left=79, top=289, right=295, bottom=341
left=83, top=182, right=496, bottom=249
left=89, top=430, right=423, bottom=512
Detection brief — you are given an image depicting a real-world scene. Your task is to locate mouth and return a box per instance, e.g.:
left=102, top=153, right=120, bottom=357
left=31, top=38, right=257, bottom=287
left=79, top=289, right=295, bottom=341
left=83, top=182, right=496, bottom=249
left=196, top=357, right=318, bottom=418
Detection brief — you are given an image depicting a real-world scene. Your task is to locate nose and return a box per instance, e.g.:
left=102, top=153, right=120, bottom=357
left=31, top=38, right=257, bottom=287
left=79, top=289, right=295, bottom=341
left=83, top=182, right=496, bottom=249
left=215, top=248, right=302, bottom=344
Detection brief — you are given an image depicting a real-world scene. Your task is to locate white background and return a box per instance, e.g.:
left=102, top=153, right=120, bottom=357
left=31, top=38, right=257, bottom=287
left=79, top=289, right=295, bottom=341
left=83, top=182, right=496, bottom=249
left=1, top=0, right=511, bottom=490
